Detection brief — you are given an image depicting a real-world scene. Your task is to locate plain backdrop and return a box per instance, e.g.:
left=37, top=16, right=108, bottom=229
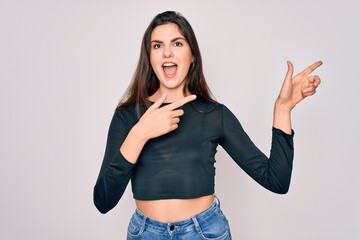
left=1, top=0, right=359, bottom=239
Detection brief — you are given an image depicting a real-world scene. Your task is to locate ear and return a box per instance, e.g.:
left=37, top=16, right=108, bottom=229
left=191, top=56, right=195, bottom=63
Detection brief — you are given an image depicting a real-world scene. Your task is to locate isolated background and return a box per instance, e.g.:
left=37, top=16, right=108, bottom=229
left=1, top=0, right=359, bottom=239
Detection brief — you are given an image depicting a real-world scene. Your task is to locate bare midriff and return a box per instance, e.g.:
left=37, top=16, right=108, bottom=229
left=135, top=194, right=214, bottom=223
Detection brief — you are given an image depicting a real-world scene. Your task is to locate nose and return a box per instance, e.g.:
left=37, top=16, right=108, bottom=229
left=162, top=46, right=174, bottom=58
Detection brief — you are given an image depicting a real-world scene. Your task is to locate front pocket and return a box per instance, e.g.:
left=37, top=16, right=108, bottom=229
left=200, top=229, right=230, bottom=240
left=127, top=215, right=144, bottom=238
left=199, top=209, right=231, bottom=240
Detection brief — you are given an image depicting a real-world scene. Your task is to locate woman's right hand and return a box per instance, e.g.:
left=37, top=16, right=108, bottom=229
left=137, top=93, right=197, bottom=141
left=120, top=94, right=196, bottom=164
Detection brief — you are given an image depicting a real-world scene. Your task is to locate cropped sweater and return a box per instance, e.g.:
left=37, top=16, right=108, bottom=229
left=93, top=99, right=294, bottom=214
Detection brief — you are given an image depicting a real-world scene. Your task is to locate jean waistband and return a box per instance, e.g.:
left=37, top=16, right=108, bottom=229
left=133, top=195, right=220, bottom=231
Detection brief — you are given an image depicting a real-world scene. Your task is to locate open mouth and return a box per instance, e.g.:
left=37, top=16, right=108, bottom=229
left=162, top=62, right=177, bottom=78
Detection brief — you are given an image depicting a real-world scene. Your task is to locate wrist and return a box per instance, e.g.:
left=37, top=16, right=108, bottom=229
left=274, top=98, right=293, bottom=113
left=131, top=123, right=149, bottom=143
left=273, top=100, right=292, bottom=134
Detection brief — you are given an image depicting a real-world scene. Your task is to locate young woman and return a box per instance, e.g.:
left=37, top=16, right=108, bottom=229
left=93, top=11, right=322, bottom=240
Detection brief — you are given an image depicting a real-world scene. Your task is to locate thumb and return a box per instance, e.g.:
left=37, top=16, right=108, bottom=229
left=149, top=93, right=167, bottom=110
left=284, top=60, right=294, bottom=83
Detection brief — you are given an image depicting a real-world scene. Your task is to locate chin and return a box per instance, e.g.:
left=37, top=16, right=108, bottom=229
left=164, top=83, right=182, bottom=90
left=161, top=78, right=184, bottom=89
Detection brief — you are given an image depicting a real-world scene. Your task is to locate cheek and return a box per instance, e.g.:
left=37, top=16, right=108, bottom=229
left=150, top=51, right=159, bottom=64
left=183, top=55, right=193, bottom=69
left=184, top=50, right=193, bottom=65
left=149, top=57, right=159, bottom=72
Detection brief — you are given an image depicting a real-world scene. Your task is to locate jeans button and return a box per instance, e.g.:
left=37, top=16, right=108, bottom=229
left=169, top=225, right=175, bottom=231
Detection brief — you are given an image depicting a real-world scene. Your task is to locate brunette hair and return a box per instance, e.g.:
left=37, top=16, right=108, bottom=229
left=117, top=11, right=216, bottom=116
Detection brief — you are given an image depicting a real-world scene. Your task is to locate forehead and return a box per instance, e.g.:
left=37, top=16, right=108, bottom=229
left=150, top=23, right=185, bottom=40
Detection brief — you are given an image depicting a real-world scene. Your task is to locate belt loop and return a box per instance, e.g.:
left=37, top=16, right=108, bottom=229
left=191, top=216, right=201, bottom=233
left=214, top=195, right=221, bottom=208
left=141, top=215, right=147, bottom=232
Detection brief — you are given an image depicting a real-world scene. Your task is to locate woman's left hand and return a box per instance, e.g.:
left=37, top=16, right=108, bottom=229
left=276, top=60, right=323, bottom=111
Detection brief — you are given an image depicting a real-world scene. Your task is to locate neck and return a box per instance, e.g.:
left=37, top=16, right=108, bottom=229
left=150, top=88, right=190, bottom=103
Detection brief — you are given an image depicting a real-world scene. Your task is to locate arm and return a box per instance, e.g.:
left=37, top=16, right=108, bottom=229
left=220, top=61, right=322, bottom=194
left=93, top=94, right=197, bottom=213
left=220, top=105, right=294, bottom=194
left=93, top=110, right=136, bottom=214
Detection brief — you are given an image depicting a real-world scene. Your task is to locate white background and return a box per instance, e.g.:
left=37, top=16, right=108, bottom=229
left=1, top=0, right=359, bottom=239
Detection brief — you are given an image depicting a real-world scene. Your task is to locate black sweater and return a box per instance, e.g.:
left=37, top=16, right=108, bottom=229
left=93, top=100, right=294, bottom=214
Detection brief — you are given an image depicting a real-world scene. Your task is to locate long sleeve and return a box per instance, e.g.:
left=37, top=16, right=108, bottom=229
left=93, top=109, right=136, bottom=214
left=219, top=105, right=294, bottom=194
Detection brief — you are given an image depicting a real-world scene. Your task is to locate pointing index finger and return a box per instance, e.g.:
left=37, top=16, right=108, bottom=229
left=302, top=61, right=323, bottom=76
left=148, top=93, right=167, bottom=110
left=166, top=95, right=197, bottom=110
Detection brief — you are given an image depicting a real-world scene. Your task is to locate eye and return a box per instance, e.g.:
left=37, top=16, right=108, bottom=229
left=153, top=43, right=162, bottom=49
left=174, top=41, right=183, bottom=47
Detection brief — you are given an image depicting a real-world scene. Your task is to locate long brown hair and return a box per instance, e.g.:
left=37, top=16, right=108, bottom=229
left=117, top=11, right=216, bottom=116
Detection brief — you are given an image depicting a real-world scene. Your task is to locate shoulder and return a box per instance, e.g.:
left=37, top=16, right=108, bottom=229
left=190, top=98, right=223, bottom=114
left=113, top=103, right=139, bottom=123
left=115, top=102, right=136, bottom=112
left=207, top=102, right=241, bottom=125
left=214, top=102, right=236, bottom=115
left=188, top=99, right=240, bottom=119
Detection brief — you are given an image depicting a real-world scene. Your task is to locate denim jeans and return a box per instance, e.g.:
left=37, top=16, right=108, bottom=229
left=127, top=197, right=232, bottom=240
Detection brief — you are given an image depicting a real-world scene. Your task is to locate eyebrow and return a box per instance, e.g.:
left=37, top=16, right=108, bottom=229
left=150, top=37, right=186, bottom=44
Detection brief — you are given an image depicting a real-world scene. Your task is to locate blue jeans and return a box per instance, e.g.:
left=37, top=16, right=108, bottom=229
left=127, top=197, right=232, bottom=240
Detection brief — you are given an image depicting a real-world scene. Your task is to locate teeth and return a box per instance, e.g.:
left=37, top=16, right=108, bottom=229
left=163, top=63, right=176, bottom=67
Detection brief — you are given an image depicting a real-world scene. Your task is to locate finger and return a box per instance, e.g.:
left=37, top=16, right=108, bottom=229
left=301, top=61, right=323, bottom=76
left=170, top=124, right=179, bottom=131
left=303, top=87, right=314, bottom=93
left=284, top=60, right=294, bottom=84
left=171, top=109, right=185, bottom=117
left=166, top=95, right=197, bottom=110
left=307, top=75, right=316, bottom=83
left=171, top=117, right=180, bottom=124
left=303, top=86, right=317, bottom=94
left=303, top=90, right=316, bottom=97
left=313, top=75, right=321, bottom=87
left=149, top=93, right=167, bottom=110
left=303, top=83, right=317, bottom=91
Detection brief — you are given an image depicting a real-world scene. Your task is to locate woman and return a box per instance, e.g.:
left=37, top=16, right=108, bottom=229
left=93, top=11, right=322, bottom=240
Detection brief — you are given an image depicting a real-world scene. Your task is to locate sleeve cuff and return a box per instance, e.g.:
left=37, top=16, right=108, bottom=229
left=272, top=127, right=295, bottom=137
left=110, top=150, right=136, bottom=170
left=272, top=127, right=294, bottom=149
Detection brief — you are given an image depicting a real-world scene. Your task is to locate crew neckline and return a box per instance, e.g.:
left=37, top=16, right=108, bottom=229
left=148, top=98, right=198, bottom=105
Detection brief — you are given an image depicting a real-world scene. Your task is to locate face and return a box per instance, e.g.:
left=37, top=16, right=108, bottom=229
left=150, top=23, right=193, bottom=93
